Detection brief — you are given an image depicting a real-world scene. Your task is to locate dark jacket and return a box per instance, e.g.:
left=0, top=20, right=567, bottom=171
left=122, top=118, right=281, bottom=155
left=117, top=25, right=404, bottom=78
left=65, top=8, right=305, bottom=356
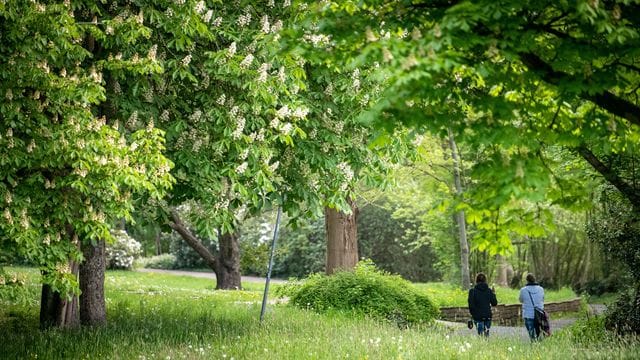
left=468, top=282, right=498, bottom=320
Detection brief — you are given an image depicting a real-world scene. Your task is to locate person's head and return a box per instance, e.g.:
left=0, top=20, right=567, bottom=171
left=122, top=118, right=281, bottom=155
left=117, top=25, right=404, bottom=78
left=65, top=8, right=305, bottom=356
left=475, top=273, right=487, bottom=284
left=526, top=273, right=536, bottom=284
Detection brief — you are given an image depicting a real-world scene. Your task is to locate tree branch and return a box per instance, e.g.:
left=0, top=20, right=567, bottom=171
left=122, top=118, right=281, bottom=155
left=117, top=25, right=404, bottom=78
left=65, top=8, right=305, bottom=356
left=169, top=210, right=219, bottom=271
left=518, top=52, right=640, bottom=127
left=576, top=146, right=640, bottom=210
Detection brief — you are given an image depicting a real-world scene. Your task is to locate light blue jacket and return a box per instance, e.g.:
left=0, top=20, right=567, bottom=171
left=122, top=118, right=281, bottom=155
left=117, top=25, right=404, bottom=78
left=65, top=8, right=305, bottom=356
left=519, top=283, right=544, bottom=319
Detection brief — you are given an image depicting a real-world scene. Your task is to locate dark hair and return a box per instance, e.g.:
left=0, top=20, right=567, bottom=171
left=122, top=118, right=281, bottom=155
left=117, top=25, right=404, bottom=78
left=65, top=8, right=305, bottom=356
left=475, top=273, right=487, bottom=284
left=526, top=273, right=536, bottom=283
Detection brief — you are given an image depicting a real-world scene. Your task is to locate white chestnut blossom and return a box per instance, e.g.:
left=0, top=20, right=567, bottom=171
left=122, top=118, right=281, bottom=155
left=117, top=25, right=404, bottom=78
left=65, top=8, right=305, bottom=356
left=216, top=94, right=226, bottom=105
left=239, top=54, right=254, bottom=69
left=260, top=15, right=270, bottom=33
left=237, top=12, right=251, bottom=27
left=181, top=54, right=192, bottom=66
left=195, top=1, right=206, bottom=14
left=235, top=162, right=248, bottom=174
left=232, top=116, right=245, bottom=139
left=147, top=44, right=157, bottom=60
left=271, top=20, right=283, bottom=33
left=257, top=63, right=270, bottom=82
left=160, top=110, right=170, bottom=122
left=204, top=9, right=213, bottom=23
left=227, top=42, right=237, bottom=58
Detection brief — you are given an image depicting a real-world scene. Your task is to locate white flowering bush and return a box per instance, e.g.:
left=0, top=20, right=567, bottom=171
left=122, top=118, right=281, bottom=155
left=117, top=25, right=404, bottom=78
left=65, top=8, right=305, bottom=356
left=106, top=230, right=142, bottom=270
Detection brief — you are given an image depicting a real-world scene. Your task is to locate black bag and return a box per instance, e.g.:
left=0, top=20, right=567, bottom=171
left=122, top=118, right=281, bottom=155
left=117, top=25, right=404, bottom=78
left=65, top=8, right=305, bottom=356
left=534, top=307, right=551, bottom=336
left=467, top=319, right=474, bottom=329
left=527, top=290, right=551, bottom=336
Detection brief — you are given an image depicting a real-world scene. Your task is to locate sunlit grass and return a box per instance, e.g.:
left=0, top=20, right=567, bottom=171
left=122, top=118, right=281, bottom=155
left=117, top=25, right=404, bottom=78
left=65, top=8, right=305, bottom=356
left=1, top=268, right=638, bottom=359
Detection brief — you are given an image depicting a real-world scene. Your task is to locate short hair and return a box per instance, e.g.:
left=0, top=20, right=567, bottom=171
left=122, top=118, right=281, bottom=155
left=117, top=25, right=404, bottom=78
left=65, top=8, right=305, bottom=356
left=526, top=273, right=536, bottom=283
left=475, top=273, right=487, bottom=283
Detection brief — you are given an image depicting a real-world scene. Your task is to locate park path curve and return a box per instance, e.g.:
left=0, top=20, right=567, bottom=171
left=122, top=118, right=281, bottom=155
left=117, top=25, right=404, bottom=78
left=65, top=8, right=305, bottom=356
left=136, top=268, right=286, bottom=284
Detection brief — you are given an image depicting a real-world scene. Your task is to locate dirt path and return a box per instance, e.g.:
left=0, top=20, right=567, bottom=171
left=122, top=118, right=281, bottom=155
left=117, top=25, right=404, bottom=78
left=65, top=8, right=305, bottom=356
left=136, top=268, right=286, bottom=284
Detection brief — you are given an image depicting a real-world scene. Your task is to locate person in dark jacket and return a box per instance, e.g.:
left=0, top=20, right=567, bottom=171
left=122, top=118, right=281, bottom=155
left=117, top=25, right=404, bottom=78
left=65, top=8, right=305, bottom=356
left=468, top=273, right=498, bottom=336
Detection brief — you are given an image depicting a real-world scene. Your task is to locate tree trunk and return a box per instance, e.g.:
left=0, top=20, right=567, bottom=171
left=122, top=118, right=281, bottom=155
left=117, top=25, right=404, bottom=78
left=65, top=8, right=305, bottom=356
left=495, top=254, right=509, bottom=287
left=155, top=232, right=162, bottom=256
left=169, top=210, right=242, bottom=290
left=325, top=198, right=359, bottom=275
left=216, top=232, right=242, bottom=290
left=79, top=239, right=106, bottom=326
left=39, top=260, right=80, bottom=330
left=448, top=129, right=471, bottom=290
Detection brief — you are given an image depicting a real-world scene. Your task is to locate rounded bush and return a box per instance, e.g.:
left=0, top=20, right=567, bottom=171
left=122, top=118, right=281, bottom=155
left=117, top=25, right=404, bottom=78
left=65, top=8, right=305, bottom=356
left=135, top=254, right=177, bottom=270
left=106, top=230, right=142, bottom=270
left=281, top=260, right=439, bottom=326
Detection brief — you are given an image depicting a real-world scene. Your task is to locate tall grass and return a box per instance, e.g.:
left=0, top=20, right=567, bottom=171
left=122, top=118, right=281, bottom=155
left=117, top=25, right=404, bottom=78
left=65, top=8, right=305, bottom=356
left=1, top=268, right=638, bottom=359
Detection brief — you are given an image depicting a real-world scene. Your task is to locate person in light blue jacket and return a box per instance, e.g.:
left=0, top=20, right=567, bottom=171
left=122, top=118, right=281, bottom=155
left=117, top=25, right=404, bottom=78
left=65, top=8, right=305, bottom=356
left=519, top=273, right=545, bottom=341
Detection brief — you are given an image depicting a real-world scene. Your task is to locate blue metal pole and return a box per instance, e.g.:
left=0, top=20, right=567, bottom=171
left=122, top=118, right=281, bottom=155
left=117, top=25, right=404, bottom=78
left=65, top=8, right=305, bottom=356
left=260, top=202, right=283, bottom=322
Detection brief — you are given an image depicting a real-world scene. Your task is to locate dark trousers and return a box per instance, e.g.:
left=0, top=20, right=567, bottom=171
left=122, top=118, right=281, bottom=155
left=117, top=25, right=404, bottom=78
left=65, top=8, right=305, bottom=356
left=474, top=319, right=491, bottom=336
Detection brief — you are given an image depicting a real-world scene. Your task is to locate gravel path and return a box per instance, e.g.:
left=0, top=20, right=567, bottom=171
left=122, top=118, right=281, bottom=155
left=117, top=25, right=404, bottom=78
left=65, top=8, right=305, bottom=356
left=136, top=268, right=286, bottom=284
left=448, top=304, right=607, bottom=340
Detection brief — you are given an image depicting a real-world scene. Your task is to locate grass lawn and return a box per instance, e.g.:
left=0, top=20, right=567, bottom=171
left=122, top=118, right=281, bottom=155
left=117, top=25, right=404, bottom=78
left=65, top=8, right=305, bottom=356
left=1, top=267, right=638, bottom=359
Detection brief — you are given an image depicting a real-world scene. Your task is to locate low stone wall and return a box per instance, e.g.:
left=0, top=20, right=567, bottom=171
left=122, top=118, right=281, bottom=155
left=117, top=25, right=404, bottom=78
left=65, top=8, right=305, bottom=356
left=439, top=298, right=582, bottom=325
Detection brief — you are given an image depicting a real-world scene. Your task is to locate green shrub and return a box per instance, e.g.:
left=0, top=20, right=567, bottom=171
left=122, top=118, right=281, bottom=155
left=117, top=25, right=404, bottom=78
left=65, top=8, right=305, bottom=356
left=559, top=315, right=612, bottom=344
left=279, top=260, right=439, bottom=326
left=135, top=254, right=177, bottom=270
left=604, top=286, right=640, bottom=335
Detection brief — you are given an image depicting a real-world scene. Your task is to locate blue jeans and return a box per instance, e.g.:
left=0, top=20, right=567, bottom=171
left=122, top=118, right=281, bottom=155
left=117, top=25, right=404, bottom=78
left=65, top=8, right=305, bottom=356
left=475, top=319, right=491, bottom=337
left=524, top=317, right=540, bottom=341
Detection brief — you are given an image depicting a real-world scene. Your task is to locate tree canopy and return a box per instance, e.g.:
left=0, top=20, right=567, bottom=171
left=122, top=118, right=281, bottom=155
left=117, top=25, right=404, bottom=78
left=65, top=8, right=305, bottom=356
left=292, top=0, right=640, bottom=251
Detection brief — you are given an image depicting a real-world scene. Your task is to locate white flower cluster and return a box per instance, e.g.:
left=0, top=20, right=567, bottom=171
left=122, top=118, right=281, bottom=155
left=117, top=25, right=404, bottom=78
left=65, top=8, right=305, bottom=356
left=239, top=54, right=254, bottom=69
left=216, top=94, right=226, bottom=105
left=303, top=33, right=331, bottom=47
left=227, top=42, right=237, bottom=58
left=106, top=230, right=142, bottom=270
left=337, top=162, right=354, bottom=182
left=211, top=17, right=222, bottom=27
left=257, top=63, right=270, bottom=82
left=160, top=109, right=170, bottom=122
left=271, top=20, right=283, bottom=33
left=182, top=54, right=192, bottom=67
left=352, top=68, right=361, bottom=92
left=260, top=15, right=270, bottom=34
left=189, top=109, right=203, bottom=123
left=237, top=11, right=251, bottom=27
left=204, top=10, right=213, bottom=23
left=232, top=117, right=245, bottom=139
left=147, top=44, right=158, bottom=60
left=194, top=1, right=206, bottom=14
left=236, top=162, right=248, bottom=174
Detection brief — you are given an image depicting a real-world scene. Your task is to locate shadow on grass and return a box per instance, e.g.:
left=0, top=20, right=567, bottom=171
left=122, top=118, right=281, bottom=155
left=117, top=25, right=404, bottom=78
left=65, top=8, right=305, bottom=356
left=0, top=297, right=263, bottom=359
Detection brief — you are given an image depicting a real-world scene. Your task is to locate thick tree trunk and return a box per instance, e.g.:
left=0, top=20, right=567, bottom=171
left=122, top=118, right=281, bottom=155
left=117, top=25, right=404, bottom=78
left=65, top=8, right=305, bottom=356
left=79, top=239, right=106, bottom=326
left=495, top=254, right=509, bottom=287
left=39, top=261, right=80, bottom=330
left=169, top=210, right=242, bottom=290
left=325, top=198, right=359, bottom=275
left=216, top=232, right=242, bottom=290
left=448, top=130, right=471, bottom=290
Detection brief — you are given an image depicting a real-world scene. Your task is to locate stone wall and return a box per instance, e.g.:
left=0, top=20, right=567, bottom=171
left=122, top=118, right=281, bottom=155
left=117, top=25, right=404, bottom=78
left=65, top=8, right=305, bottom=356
left=439, top=298, right=582, bottom=325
